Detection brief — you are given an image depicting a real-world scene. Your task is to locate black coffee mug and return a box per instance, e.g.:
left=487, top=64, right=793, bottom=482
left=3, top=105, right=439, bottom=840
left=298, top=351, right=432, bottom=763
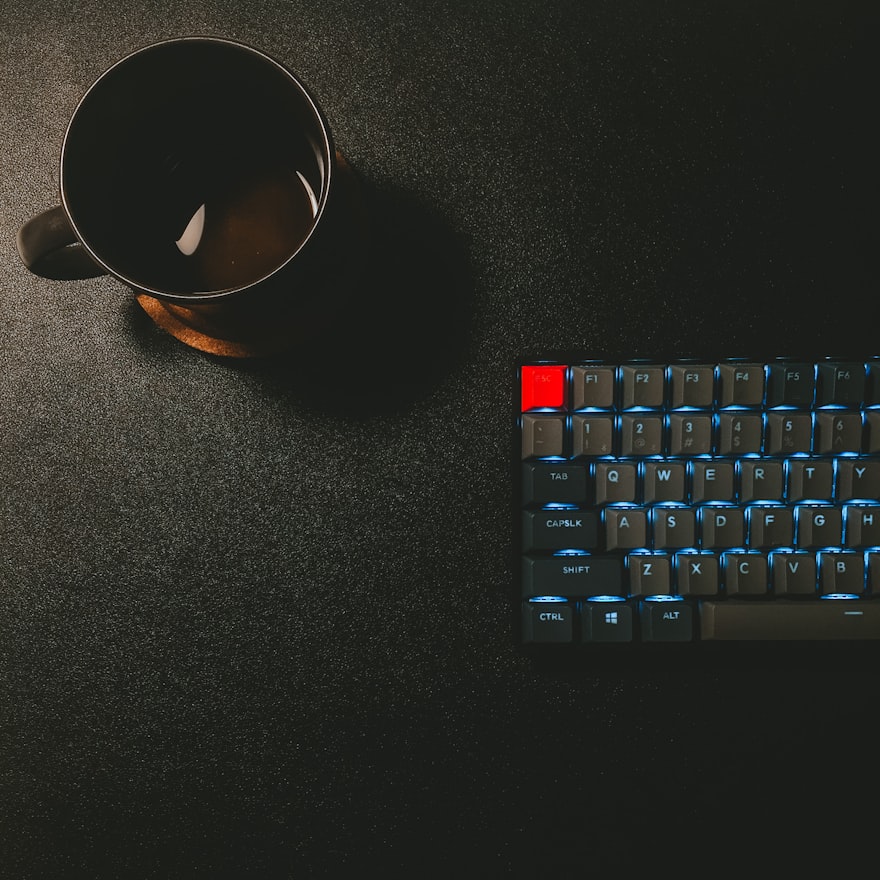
left=17, top=37, right=346, bottom=341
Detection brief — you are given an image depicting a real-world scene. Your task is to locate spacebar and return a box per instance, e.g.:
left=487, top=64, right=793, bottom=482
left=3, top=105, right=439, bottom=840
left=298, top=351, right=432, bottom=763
left=700, top=601, right=880, bottom=641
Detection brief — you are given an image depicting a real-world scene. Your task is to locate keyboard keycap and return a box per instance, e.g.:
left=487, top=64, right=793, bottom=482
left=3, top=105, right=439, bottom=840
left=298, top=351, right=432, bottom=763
left=668, top=414, right=712, bottom=455
left=521, top=555, right=623, bottom=598
left=814, top=411, right=863, bottom=454
left=521, top=365, right=567, bottom=410
left=522, top=463, right=587, bottom=504
left=582, top=600, right=634, bottom=642
left=670, top=364, right=715, bottom=408
left=521, top=600, right=574, bottom=643
left=691, top=461, right=735, bottom=502
left=521, top=414, right=565, bottom=459
left=572, top=415, right=614, bottom=456
left=643, top=462, right=686, bottom=502
left=639, top=600, right=694, bottom=641
left=816, top=362, right=865, bottom=406
left=718, top=413, right=762, bottom=454
left=675, top=552, right=720, bottom=596
left=619, top=415, right=663, bottom=455
left=818, top=552, right=865, bottom=595
left=764, top=412, right=812, bottom=454
left=621, top=365, right=664, bottom=408
left=572, top=365, right=615, bottom=409
left=766, top=362, right=815, bottom=407
left=770, top=551, right=817, bottom=595
left=628, top=553, right=671, bottom=596
left=522, top=509, right=600, bottom=552
left=722, top=552, right=768, bottom=596
left=719, top=363, right=765, bottom=406
left=700, top=600, right=880, bottom=640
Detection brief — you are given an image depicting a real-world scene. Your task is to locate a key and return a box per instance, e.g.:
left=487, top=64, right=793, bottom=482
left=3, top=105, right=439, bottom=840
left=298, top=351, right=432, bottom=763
left=668, top=414, right=712, bottom=455
left=582, top=600, right=634, bottom=642
left=521, top=364, right=567, bottom=410
left=643, top=462, right=686, bottom=502
left=522, top=510, right=599, bottom=551
left=521, top=555, right=623, bottom=597
left=787, top=461, right=834, bottom=501
left=816, top=362, right=866, bottom=406
left=764, top=412, right=812, bottom=454
left=572, top=415, right=615, bottom=457
left=619, top=415, right=663, bottom=455
left=691, top=461, right=735, bottom=502
left=639, top=600, right=694, bottom=641
left=766, top=362, right=815, bottom=407
left=718, top=413, right=763, bottom=454
left=700, top=599, right=880, bottom=640
left=722, top=552, right=768, bottom=596
left=844, top=505, right=880, bottom=548
left=628, top=553, right=672, bottom=596
left=522, top=463, right=588, bottom=505
left=770, top=552, right=817, bottom=596
left=674, top=552, right=720, bottom=596
left=521, top=414, right=565, bottom=458
left=795, top=505, right=842, bottom=547
left=621, top=364, right=665, bottom=408
left=818, top=552, right=865, bottom=595
left=594, top=463, right=637, bottom=503
left=521, top=599, right=573, bottom=643
left=604, top=507, right=647, bottom=550
left=572, top=365, right=615, bottom=409
left=652, top=507, right=696, bottom=549
left=699, top=506, right=745, bottom=548
left=748, top=506, right=794, bottom=548
left=814, top=411, right=863, bottom=454
left=739, top=461, right=784, bottom=502
left=838, top=460, right=880, bottom=500
left=670, top=364, right=715, bottom=408
left=719, top=363, right=765, bottom=406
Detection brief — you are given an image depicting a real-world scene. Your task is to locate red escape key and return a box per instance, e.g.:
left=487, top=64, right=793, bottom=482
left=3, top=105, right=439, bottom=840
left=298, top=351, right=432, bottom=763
left=521, top=365, right=567, bottom=410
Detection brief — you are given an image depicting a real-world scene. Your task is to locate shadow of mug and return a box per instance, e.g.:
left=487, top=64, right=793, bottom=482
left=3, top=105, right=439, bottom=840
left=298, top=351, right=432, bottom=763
left=254, top=181, right=475, bottom=414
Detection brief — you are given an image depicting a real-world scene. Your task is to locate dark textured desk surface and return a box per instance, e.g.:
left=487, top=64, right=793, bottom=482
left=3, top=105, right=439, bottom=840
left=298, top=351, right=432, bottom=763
left=2, top=2, right=878, bottom=877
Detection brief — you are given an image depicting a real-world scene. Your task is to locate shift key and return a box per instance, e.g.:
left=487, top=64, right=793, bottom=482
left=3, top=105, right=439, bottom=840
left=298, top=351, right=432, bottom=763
left=522, top=510, right=599, bottom=551
left=522, top=555, right=623, bottom=598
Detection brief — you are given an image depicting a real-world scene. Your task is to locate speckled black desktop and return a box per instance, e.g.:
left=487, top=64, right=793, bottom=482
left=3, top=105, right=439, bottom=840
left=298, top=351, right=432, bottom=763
left=2, top=2, right=878, bottom=876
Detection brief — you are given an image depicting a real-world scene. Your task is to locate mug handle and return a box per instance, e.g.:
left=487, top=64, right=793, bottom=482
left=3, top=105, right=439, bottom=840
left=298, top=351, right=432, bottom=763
left=16, top=205, right=107, bottom=279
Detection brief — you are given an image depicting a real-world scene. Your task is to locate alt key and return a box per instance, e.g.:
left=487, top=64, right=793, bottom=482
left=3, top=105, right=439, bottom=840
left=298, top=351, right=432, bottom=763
left=639, top=600, right=694, bottom=642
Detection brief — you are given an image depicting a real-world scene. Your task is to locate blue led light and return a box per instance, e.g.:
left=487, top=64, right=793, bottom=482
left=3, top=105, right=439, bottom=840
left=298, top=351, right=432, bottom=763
left=644, top=595, right=684, bottom=602
left=821, top=593, right=860, bottom=600
left=588, top=595, right=626, bottom=603
left=529, top=596, right=568, bottom=603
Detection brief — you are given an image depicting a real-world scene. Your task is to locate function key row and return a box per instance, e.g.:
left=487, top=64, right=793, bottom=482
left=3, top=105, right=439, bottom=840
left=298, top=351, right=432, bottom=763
left=520, top=360, right=880, bottom=412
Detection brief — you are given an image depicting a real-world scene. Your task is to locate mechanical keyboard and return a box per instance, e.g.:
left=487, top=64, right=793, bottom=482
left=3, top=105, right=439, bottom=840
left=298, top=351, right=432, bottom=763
left=516, top=356, right=880, bottom=645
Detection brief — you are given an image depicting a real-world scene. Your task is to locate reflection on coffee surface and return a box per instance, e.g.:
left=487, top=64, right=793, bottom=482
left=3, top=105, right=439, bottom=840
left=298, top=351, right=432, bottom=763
left=171, top=165, right=317, bottom=290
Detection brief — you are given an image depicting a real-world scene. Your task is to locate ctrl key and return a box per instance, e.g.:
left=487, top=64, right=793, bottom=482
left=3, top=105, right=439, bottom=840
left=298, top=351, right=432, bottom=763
left=522, top=598, right=573, bottom=643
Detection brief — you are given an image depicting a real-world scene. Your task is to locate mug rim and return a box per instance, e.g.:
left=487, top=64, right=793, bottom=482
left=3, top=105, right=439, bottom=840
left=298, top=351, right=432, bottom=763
left=58, top=35, right=336, bottom=302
